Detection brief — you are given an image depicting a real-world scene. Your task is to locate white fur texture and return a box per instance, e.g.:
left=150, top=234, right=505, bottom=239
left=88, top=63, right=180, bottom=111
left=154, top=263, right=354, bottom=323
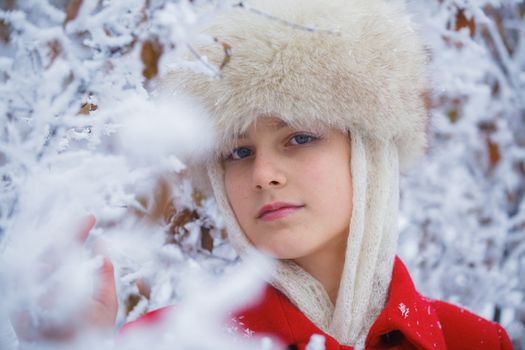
left=163, top=0, right=429, bottom=170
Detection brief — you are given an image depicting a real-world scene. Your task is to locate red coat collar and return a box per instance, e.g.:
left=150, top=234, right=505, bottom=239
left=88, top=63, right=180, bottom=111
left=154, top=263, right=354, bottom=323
left=237, top=257, right=447, bottom=349
left=365, top=257, right=447, bottom=349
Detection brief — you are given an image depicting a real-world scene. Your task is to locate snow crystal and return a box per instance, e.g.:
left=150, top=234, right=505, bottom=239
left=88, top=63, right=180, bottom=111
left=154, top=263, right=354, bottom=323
left=306, top=334, right=326, bottom=350
left=398, top=303, right=410, bottom=319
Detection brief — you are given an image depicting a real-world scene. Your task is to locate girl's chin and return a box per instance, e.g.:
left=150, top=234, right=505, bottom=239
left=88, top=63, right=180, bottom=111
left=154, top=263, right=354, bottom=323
left=252, top=245, right=294, bottom=259
left=249, top=233, right=317, bottom=259
left=258, top=247, right=312, bottom=260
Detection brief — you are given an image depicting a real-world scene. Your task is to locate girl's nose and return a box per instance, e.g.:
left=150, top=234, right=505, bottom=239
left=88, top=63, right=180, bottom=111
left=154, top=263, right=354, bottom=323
left=252, top=152, right=287, bottom=191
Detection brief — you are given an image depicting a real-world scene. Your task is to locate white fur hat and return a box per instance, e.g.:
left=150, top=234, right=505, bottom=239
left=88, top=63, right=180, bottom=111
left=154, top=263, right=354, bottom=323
left=162, top=0, right=428, bottom=346
left=166, top=0, right=428, bottom=170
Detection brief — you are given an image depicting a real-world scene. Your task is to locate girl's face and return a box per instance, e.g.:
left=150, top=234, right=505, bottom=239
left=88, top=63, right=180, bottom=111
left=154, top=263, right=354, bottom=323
left=222, top=117, right=353, bottom=260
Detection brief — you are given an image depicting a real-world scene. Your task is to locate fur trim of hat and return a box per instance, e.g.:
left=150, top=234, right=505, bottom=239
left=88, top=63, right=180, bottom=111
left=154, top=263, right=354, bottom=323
left=163, top=0, right=429, bottom=170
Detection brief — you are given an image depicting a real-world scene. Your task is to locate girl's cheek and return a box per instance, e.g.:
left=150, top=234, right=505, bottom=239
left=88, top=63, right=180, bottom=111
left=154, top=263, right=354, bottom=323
left=299, top=160, right=324, bottom=183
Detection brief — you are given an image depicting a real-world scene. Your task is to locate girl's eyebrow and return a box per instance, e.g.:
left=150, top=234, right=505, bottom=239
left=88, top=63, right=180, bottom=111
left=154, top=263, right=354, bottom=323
left=270, top=120, right=288, bottom=131
left=268, top=120, right=288, bottom=130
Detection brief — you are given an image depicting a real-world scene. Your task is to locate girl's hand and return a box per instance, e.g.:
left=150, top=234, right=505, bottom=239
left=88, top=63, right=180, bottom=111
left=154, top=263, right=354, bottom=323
left=10, top=215, right=118, bottom=341
left=80, top=216, right=118, bottom=330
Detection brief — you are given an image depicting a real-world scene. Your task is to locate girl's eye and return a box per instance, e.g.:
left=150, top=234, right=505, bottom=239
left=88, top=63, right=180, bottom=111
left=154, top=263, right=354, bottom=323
left=289, top=133, right=318, bottom=145
left=229, top=147, right=253, bottom=160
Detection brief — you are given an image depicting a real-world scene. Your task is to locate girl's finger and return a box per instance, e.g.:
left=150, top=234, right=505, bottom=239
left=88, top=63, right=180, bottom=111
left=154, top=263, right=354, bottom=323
left=77, top=214, right=96, bottom=244
left=91, top=241, right=118, bottom=327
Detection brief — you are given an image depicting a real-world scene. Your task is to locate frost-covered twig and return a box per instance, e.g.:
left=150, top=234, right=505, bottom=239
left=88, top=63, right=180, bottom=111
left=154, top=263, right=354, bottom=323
left=232, top=1, right=342, bottom=35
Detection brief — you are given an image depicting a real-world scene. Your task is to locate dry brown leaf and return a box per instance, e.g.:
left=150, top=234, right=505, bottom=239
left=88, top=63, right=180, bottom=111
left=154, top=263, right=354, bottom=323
left=220, top=228, right=228, bottom=240
left=487, top=138, right=501, bottom=169
left=447, top=109, right=459, bottom=124
left=192, top=189, right=205, bottom=207
left=78, top=102, right=97, bottom=115
left=141, top=39, right=163, bottom=80
left=0, top=20, right=10, bottom=45
left=455, top=8, right=476, bottom=37
left=65, top=0, right=83, bottom=25
left=149, top=178, right=172, bottom=222
left=201, top=227, right=214, bottom=252
left=173, top=209, right=199, bottom=230
left=136, top=279, right=151, bottom=299
left=219, top=42, right=232, bottom=70
left=46, top=40, right=62, bottom=68
left=125, top=294, right=142, bottom=315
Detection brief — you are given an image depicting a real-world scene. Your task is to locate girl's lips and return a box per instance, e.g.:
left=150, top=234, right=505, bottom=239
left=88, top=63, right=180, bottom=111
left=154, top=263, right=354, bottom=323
left=257, top=202, right=304, bottom=221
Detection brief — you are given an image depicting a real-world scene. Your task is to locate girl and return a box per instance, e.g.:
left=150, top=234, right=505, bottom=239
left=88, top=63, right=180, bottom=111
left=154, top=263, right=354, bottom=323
left=125, top=0, right=513, bottom=348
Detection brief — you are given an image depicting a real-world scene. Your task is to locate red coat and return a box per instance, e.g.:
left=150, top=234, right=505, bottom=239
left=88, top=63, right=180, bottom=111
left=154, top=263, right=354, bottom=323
left=122, top=258, right=513, bottom=349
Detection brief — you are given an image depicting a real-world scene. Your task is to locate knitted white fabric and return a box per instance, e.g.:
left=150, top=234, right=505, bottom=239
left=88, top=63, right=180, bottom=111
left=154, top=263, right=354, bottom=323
left=206, top=133, right=400, bottom=346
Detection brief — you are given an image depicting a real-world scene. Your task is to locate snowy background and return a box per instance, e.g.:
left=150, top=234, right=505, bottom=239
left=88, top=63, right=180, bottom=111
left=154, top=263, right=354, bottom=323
left=0, top=0, right=523, bottom=349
